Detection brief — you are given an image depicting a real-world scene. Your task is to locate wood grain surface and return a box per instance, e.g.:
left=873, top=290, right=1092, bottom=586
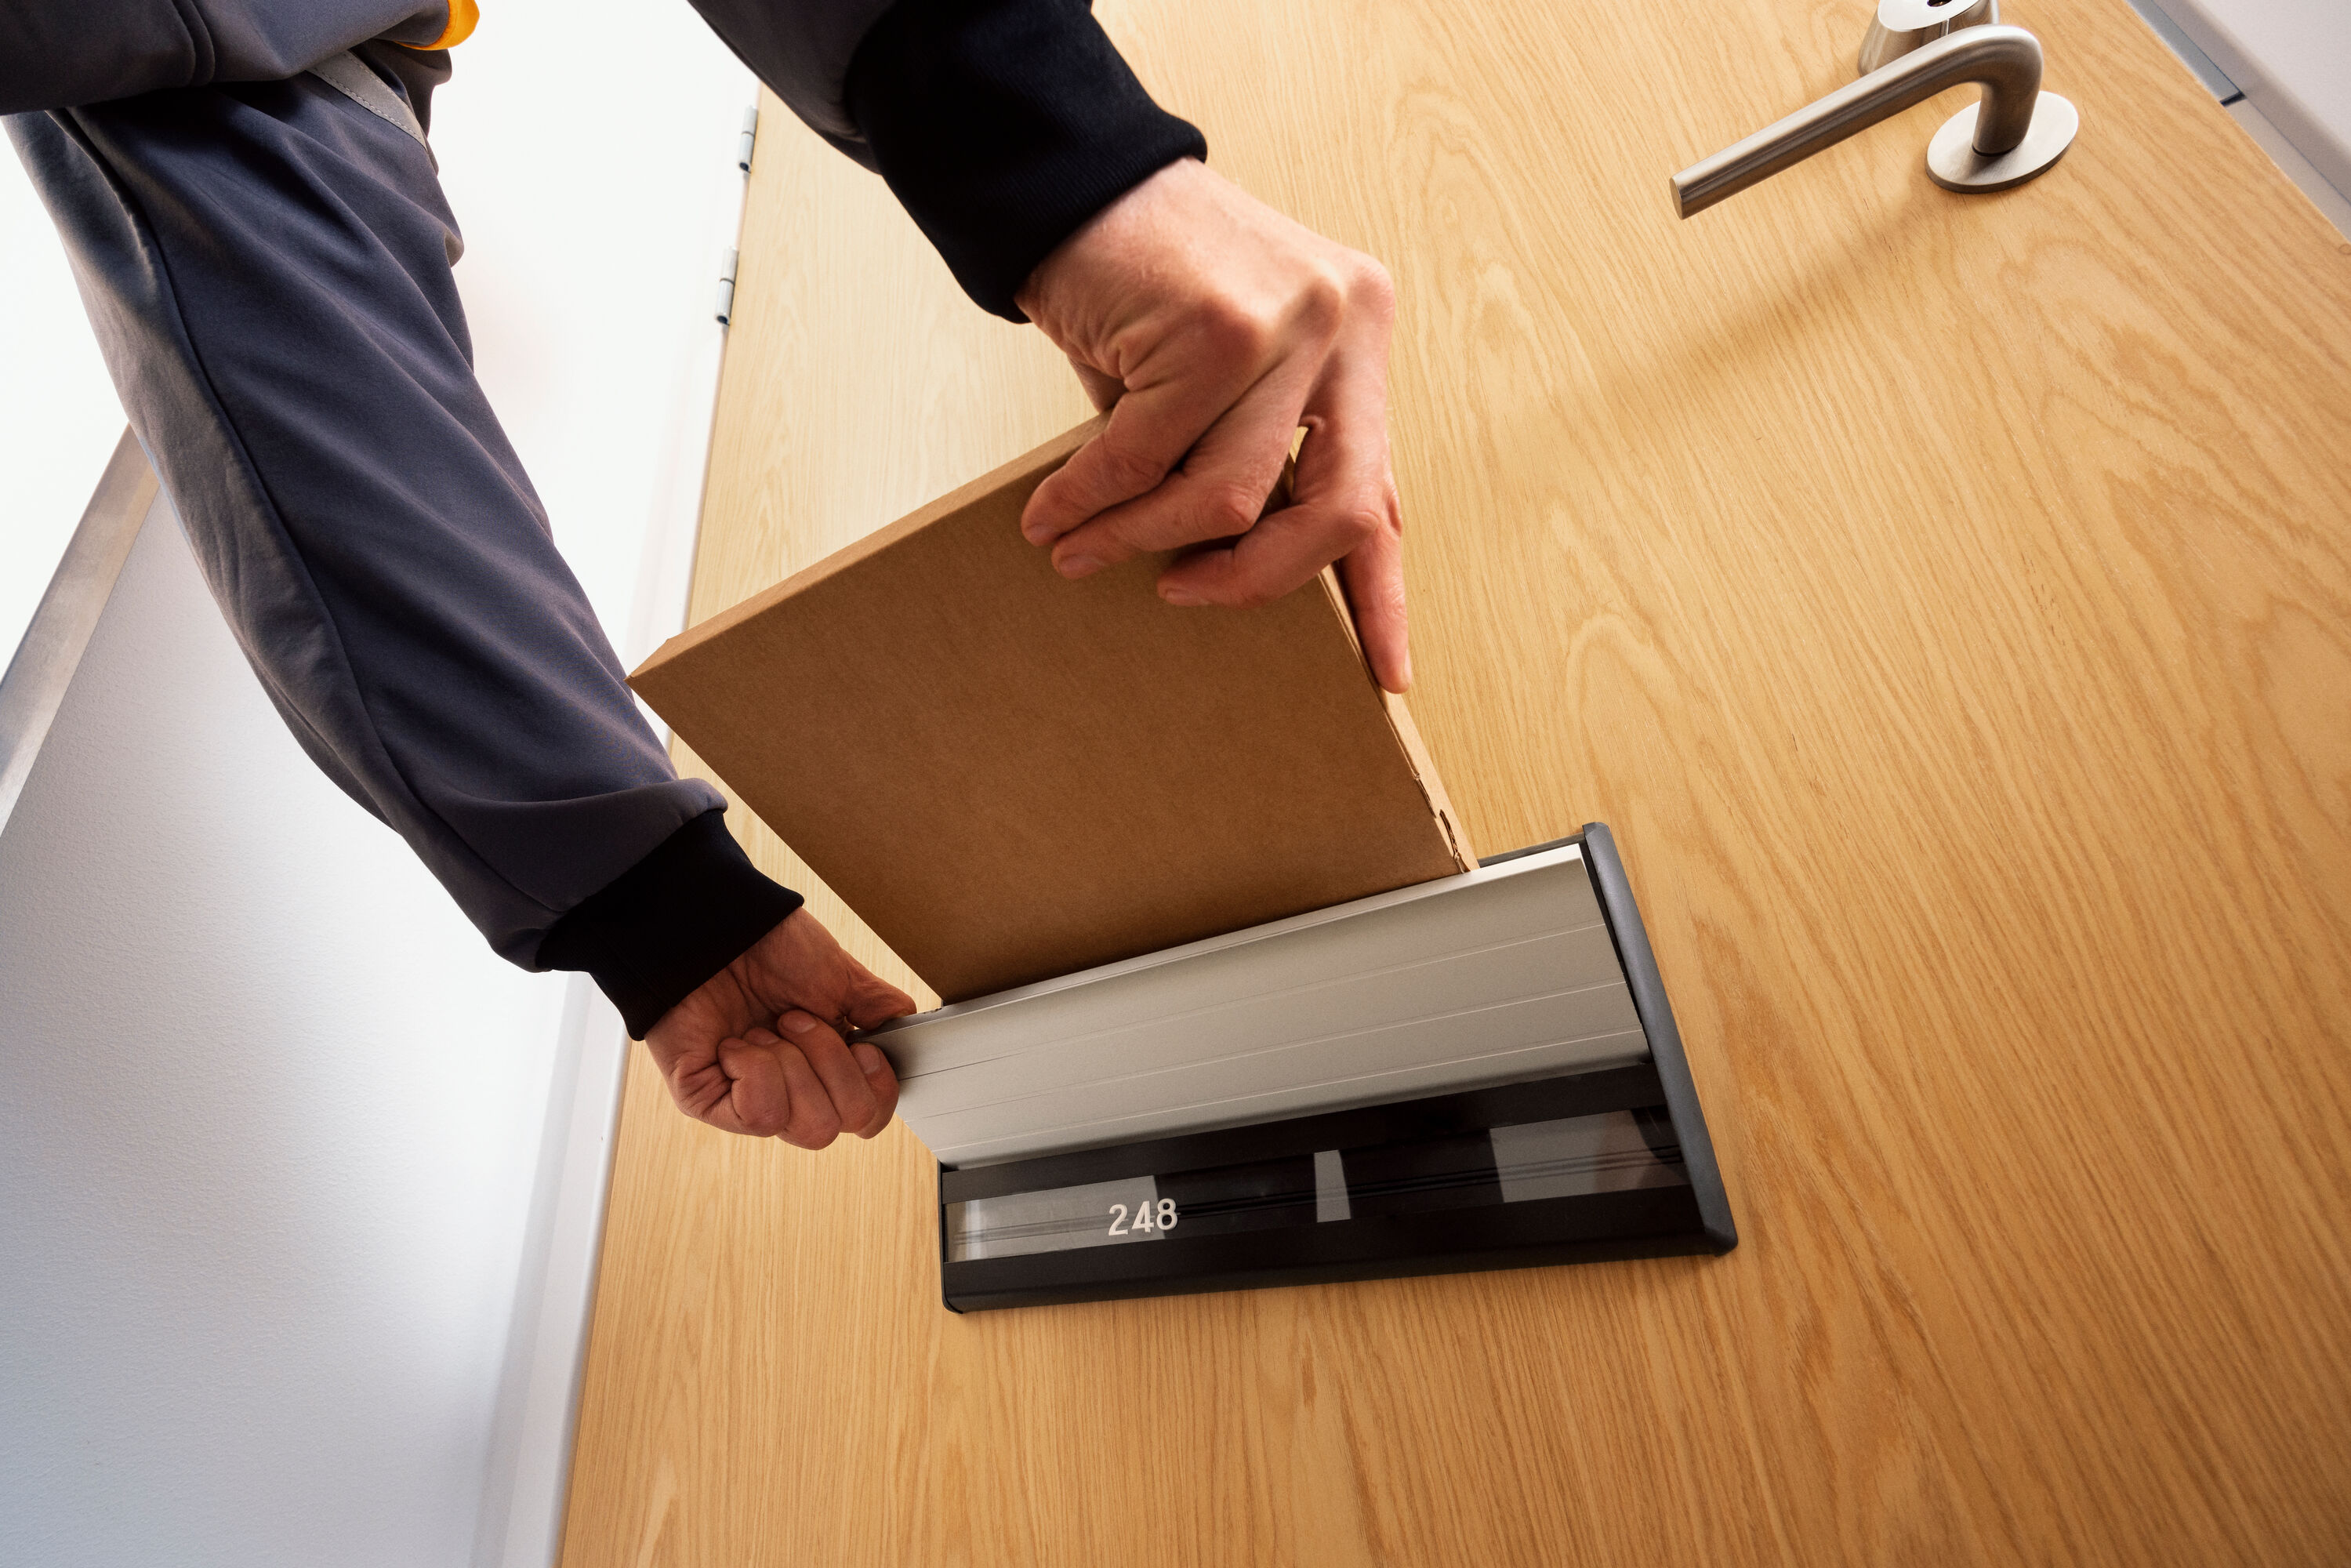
left=561, top=0, right=2351, bottom=1561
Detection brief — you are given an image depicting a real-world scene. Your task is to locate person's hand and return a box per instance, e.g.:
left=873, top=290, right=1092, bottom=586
left=1014, top=157, right=1413, bottom=694
left=642, top=909, right=915, bottom=1146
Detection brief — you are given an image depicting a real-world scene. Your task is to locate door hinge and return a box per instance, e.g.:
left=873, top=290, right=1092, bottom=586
left=736, top=104, right=760, bottom=172
left=715, top=246, right=739, bottom=326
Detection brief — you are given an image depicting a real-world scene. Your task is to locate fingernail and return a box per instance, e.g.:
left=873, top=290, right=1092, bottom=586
left=1161, top=586, right=1203, bottom=607
left=1058, top=554, right=1103, bottom=579
left=1021, top=523, right=1051, bottom=545
left=779, top=1011, right=818, bottom=1035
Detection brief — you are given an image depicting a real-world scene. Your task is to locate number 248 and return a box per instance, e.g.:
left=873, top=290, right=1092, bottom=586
left=1108, top=1198, right=1179, bottom=1236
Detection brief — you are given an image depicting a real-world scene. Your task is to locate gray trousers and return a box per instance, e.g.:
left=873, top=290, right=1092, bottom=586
left=8, top=23, right=728, bottom=969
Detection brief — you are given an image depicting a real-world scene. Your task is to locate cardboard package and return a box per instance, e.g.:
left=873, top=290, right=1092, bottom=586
left=630, top=416, right=1475, bottom=1001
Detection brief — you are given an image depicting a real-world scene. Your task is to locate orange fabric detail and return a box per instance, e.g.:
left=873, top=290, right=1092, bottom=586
left=402, top=0, right=479, bottom=50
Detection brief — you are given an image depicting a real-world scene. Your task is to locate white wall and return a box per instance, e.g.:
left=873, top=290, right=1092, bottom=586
left=0, top=7, right=753, bottom=1567
left=0, top=161, right=125, bottom=666
left=430, top=7, right=752, bottom=672
left=0, top=492, right=564, bottom=1565
left=2118, top=0, right=2349, bottom=232
left=2169, top=0, right=2350, bottom=208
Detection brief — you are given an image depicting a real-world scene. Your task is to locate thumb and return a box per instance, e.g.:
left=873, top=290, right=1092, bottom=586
left=1070, top=360, right=1124, bottom=412
left=846, top=968, right=917, bottom=1029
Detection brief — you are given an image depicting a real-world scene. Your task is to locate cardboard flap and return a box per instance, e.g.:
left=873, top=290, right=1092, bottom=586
left=632, top=416, right=1475, bottom=1000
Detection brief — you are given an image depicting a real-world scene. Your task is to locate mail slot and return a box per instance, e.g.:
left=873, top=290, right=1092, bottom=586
left=866, top=824, right=1736, bottom=1312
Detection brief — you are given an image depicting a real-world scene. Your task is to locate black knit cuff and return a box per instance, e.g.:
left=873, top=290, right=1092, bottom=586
left=844, top=0, right=1208, bottom=320
left=536, top=811, right=804, bottom=1039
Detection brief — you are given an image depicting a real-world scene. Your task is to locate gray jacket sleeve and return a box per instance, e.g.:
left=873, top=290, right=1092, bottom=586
left=0, top=0, right=885, bottom=133
left=0, top=1, right=450, bottom=112
left=6, top=0, right=1202, bottom=1033
left=10, top=33, right=801, bottom=1035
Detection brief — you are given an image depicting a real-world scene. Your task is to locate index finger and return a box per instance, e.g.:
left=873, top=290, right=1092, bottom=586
left=1155, top=412, right=1410, bottom=689
left=1021, top=362, right=1261, bottom=546
left=844, top=971, right=917, bottom=1030
left=779, top=1010, right=890, bottom=1139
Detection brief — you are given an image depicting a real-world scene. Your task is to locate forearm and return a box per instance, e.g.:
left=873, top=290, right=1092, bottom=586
left=11, top=73, right=796, bottom=1034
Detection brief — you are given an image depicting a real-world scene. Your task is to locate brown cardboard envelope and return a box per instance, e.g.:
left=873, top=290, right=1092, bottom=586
left=629, top=416, right=1475, bottom=1001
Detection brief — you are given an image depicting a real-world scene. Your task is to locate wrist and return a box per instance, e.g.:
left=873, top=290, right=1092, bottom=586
left=536, top=811, right=804, bottom=1038
left=843, top=0, right=1207, bottom=320
left=1014, top=154, right=1202, bottom=321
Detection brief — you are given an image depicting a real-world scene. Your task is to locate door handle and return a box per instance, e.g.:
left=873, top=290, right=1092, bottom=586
left=1671, top=24, right=2079, bottom=217
left=1859, top=0, right=1999, bottom=77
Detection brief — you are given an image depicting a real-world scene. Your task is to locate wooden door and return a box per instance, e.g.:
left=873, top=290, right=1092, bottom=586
left=561, top=0, right=2351, bottom=1562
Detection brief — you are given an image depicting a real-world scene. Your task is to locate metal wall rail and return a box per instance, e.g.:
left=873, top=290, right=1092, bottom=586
left=0, top=429, right=158, bottom=836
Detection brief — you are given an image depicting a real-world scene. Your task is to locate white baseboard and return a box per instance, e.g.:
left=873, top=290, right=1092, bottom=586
left=470, top=978, right=630, bottom=1568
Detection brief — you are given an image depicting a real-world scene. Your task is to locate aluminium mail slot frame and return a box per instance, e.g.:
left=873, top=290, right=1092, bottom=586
left=866, top=823, right=1735, bottom=1312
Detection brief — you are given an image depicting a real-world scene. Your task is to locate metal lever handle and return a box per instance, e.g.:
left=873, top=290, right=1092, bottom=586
left=1859, top=0, right=1998, bottom=77
left=1672, top=24, right=2079, bottom=218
